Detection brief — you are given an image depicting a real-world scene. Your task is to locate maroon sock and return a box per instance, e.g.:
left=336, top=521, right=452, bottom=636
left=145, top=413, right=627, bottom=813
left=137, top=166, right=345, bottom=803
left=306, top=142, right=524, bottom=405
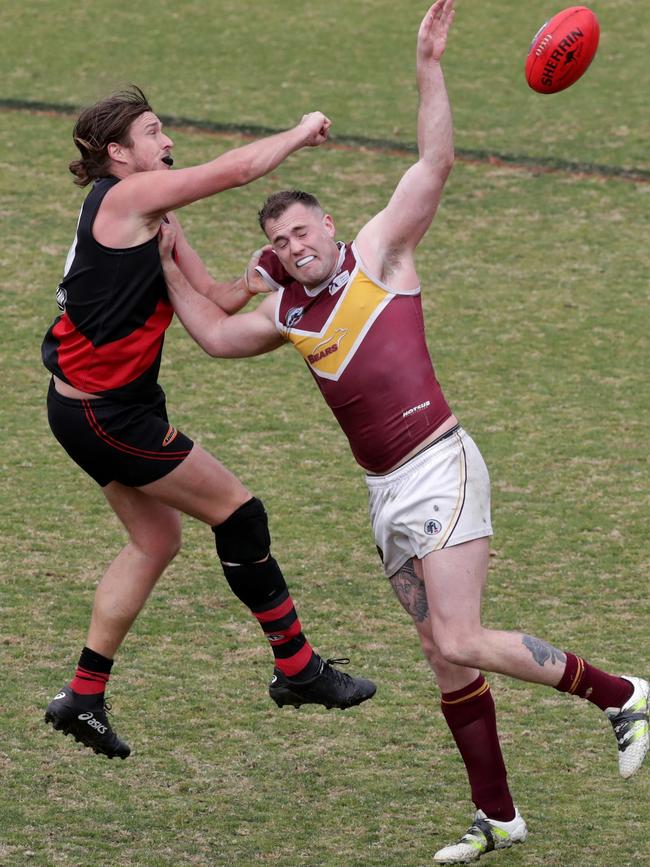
left=555, top=652, right=633, bottom=711
left=69, top=646, right=113, bottom=695
left=441, top=675, right=515, bottom=821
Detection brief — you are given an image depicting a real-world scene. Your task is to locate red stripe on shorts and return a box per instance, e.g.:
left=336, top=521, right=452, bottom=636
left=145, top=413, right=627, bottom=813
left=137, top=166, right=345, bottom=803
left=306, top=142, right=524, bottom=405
left=82, top=400, right=191, bottom=460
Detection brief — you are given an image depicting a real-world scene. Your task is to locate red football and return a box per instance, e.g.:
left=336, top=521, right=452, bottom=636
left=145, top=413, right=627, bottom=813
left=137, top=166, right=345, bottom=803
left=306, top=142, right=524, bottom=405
left=525, top=6, right=600, bottom=94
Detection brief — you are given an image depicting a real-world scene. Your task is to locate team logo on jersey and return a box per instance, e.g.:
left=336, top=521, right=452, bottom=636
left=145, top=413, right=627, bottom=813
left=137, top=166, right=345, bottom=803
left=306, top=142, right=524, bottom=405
left=285, top=306, right=305, bottom=328
left=56, top=284, right=67, bottom=312
left=328, top=270, right=350, bottom=295
left=307, top=328, right=348, bottom=365
left=424, top=519, right=442, bottom=535
left=162, top=425, right=178, bottom=447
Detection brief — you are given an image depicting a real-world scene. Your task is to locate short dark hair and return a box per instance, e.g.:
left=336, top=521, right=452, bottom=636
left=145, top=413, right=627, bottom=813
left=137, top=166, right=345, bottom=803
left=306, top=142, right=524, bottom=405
left=68, top=85, right=153, bottom=187
left=258, top=190, right=322, bottom=233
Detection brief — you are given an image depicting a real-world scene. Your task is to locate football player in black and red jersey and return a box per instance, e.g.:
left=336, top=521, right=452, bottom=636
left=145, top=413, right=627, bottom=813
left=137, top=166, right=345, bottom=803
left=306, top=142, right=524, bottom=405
left=42, top=88, right=376, bottom=761
left=158, top=1, right=648, bottom=861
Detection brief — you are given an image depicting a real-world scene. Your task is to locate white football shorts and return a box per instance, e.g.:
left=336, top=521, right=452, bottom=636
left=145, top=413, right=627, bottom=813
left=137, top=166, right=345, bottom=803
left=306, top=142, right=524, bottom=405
left=365, top=426, right=492, bottom=578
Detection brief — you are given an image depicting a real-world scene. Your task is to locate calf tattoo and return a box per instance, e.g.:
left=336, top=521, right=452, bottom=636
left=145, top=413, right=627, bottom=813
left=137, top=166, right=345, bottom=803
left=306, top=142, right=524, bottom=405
left=390, top=559, right=429, bottom=623
left=522, top=634, right=566, bottom=667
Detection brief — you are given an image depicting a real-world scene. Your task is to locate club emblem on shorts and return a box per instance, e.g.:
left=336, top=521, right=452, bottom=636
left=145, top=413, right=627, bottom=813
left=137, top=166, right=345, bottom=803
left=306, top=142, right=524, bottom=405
left=424, top=519, right=442, bottom=535
left=285, top=307, right=305, bottom=328
left=162, top=425, right=178, bottom=447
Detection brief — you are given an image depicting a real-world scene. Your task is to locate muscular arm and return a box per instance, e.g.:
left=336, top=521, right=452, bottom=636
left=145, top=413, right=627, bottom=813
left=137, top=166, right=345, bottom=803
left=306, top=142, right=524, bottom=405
left=355, top=0, right=455, bottom=283
left=166, top=213, right=256, bottom=314
left=159, top=223, right=283, bottom=358
left=98, top=112, right=331, bottom=245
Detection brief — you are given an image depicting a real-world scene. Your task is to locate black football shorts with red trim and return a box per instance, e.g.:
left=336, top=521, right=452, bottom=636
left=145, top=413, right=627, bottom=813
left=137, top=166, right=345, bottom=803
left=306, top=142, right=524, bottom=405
left=47, top=379, right=194, bottom=487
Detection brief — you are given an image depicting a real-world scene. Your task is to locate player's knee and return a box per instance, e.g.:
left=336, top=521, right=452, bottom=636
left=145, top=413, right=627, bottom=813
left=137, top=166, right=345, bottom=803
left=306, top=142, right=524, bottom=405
left=129, top=509, right=182, bottom=567
left=151, top=527, right=182, bottom=567
left=211, top=497, right=271, bottom=565
left=435, top=629, right=479, bottom=668
left=416, top=629, right=458, bottom=678
left=129, top=530, right=181, bottom=571
left=419, top=632, right=444, bottom=670
left=421, top=643, right=444, bottom=675
left=162, top=532, right=182, bottom=565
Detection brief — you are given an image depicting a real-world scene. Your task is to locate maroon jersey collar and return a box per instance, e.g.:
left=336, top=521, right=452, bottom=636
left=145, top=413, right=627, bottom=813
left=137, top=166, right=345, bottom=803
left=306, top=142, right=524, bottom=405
left=303, top=242, right=347, bottom=297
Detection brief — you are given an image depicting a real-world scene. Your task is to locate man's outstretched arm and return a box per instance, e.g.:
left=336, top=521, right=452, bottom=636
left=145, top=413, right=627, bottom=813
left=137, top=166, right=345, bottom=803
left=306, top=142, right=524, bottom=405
left=108, top=111, right=332, bottom=221
left=356, top=0, right=455, bottom=270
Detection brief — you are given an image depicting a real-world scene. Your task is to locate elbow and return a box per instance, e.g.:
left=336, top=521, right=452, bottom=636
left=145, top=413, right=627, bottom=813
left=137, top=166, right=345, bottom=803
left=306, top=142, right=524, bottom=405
left=421, top=150, right=454, bottom=182
left=204, top=337, right=223, bottom=358
left=441, top=147, right=455, bottom=178
left=439, top=145, right=456, bottom=180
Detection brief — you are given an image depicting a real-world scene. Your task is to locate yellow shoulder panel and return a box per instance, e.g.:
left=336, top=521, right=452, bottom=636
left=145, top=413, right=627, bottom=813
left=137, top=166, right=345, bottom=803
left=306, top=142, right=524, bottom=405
left=287, top=271, right=393, bottom=381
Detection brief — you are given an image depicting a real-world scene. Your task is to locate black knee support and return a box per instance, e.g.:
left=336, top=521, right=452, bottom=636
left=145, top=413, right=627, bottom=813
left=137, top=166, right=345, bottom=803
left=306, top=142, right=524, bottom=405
left=212, top=498, right=287, bottom=609
left=212, top=497, right=271, bottom=565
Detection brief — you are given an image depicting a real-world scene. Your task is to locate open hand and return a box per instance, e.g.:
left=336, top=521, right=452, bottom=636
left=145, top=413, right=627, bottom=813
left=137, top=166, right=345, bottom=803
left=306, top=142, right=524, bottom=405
left=418, top=0, right=455, bottom=63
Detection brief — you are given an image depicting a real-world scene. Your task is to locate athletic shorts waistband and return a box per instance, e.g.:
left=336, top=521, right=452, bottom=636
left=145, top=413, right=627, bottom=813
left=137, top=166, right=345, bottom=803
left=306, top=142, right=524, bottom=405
left=365, top=424, right=463, bottom=488
left=47, top=377, right=164, bottom=409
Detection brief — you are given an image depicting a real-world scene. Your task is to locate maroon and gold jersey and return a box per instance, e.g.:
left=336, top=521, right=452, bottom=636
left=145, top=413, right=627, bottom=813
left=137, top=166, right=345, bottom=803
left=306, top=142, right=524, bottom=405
left=41, top=177, right=173, bottom=400
left=256, top=242, right=452, bottom=473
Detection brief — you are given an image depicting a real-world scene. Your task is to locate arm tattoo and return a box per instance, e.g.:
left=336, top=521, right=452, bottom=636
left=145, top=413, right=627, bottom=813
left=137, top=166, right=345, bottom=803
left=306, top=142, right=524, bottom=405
left=522, top=634, right=567, bottom=667
left=390, top=559, right=429, bottom=623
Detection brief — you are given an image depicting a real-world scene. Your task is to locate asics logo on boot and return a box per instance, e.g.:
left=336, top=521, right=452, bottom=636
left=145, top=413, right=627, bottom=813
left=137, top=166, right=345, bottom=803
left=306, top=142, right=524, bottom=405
left=53, top=692, right=66, bottom=700
left=77, top=712, right=107, bottom=734
left=271, top=675, right=278, bottom=684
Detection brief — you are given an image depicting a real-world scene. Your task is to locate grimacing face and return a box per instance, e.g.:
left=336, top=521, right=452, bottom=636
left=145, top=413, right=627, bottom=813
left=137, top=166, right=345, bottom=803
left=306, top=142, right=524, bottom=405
left=117, top=112, right=174, bottom=174
left=264, top=202, right=339, bottom=288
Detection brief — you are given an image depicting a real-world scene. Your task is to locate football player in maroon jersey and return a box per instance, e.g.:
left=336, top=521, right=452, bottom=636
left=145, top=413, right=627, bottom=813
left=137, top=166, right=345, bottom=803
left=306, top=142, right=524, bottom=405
left=158, top=1, right=648, bottom=861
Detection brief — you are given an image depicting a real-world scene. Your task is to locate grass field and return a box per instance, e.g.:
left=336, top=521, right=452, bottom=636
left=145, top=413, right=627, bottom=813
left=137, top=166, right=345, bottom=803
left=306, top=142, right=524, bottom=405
left=1, top=1, right=649, bottom=865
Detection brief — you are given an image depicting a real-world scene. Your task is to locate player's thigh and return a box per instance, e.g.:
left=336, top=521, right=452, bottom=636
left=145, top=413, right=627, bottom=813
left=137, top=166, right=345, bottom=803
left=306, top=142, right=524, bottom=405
left=138, top=442, right=251, bottom=525
left=417, top=536, right=490, bottom=630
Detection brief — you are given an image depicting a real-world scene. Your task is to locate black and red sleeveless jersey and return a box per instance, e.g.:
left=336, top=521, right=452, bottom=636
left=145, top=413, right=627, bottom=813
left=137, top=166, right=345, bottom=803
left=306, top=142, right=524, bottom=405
left=256, top=242, right=452, bottom=473
left=41, top=177, right=173, bottom=400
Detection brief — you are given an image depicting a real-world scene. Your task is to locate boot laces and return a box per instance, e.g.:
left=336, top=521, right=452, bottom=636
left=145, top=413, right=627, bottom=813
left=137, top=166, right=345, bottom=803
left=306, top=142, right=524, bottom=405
left=324, top=657, right=351, bottom=684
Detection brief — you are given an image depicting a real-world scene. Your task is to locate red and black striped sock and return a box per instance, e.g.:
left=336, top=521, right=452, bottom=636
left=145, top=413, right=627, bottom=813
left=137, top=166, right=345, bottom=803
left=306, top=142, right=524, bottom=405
left=252, top=587, right=319, bottom=679
left=555, top=652, right=633, bottom=711
left=221, top=556, right=320, bottom=680
left=441, top=674, right=515, bottom=821
left=69, top=646, right=113, bottom=695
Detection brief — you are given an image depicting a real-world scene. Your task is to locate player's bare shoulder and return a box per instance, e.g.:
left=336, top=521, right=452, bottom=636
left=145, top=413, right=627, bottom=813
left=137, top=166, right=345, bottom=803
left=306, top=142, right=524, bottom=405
left=93, top=184, right=160, bottom=248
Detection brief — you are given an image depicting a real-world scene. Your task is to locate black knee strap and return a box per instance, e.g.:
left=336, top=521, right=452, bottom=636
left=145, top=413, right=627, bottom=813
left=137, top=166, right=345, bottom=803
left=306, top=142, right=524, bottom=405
left=212, top=497, right=271, bottom=564
left=221, top=558, right=287, bottom=609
